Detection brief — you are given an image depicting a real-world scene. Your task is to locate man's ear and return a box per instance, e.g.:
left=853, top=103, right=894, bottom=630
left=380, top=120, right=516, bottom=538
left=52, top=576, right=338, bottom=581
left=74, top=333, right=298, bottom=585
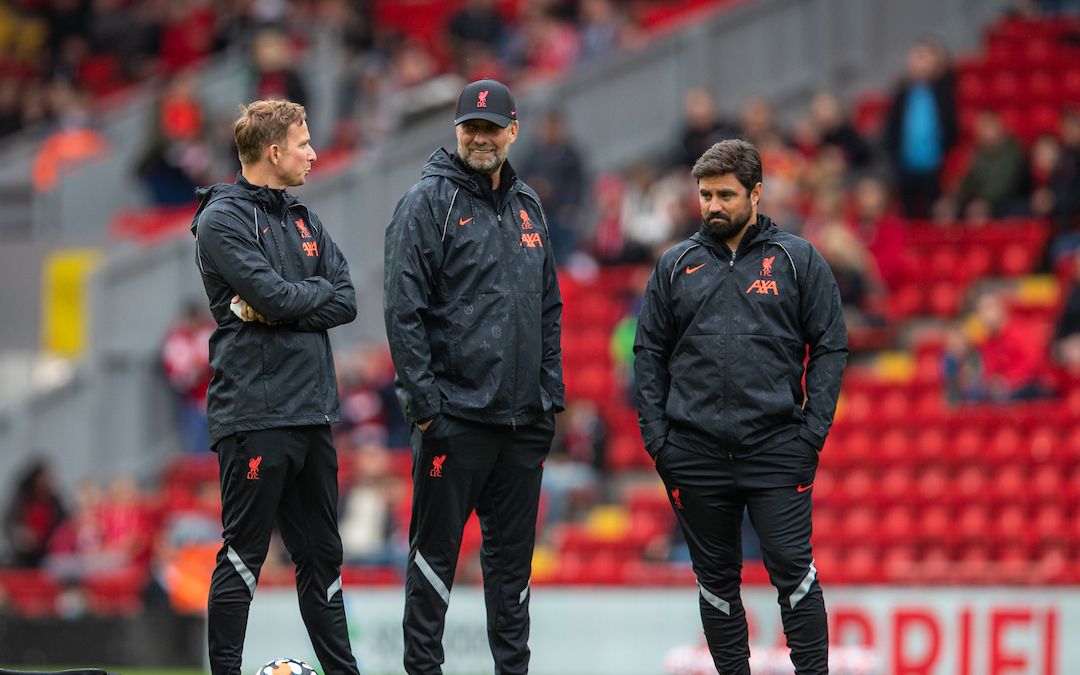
left=267, top=143, right=281, bottom=166
left=751, top=182, right=762, bottom=207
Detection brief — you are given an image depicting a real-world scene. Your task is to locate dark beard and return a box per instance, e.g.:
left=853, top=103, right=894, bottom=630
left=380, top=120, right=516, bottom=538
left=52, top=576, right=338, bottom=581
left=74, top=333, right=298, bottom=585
left=702, top=209, right=751, bottom=240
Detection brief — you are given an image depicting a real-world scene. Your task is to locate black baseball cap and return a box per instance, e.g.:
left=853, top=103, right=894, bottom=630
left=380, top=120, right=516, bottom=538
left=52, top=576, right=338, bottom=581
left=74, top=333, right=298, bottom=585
left=455, top=79, right=517, bottom=128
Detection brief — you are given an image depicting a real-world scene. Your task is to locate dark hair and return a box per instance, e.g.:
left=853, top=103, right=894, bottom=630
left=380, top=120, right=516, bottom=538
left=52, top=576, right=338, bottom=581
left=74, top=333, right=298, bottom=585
left=691, top=139, right=763, bottom=194
left=234, top=99, right=307, bottom=166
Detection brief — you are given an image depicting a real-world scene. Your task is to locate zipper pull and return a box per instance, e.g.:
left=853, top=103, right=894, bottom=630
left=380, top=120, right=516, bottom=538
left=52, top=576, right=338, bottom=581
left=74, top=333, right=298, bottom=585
left=728, top=452, right=734, bottom=464
left=512, top=417, right=516, bottom=430
left=729, top=252, right=735, bottom=270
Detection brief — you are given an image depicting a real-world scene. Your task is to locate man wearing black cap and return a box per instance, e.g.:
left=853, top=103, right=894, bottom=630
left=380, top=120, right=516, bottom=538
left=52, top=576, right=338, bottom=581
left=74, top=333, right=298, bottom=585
left=383, top=79, right=563, bottom=675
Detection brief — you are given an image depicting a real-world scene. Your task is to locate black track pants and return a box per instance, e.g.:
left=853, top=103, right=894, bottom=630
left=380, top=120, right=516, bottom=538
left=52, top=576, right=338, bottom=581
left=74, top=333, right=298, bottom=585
left=654, top=437, right=828, bottom=675
left=403, top=412, right=553, bottom=675
left=208, top=426, right=360, bottom=675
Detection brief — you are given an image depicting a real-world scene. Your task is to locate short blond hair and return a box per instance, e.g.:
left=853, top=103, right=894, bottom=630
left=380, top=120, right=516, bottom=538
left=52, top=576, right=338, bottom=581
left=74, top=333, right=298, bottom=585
left=234, top=99, right=306, bottom=166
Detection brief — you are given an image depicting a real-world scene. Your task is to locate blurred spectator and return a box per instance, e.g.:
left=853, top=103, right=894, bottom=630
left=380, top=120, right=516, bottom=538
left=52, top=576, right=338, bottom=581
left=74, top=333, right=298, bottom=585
left=542, top=400, right=606, bottom=526
left=45, top=478, right=113, bottom=580
left=800, top=91, right=872, bottom=170
left=945, top=290, right=1052, bottom=402
left=31, top=82, right=109, bottom=192
left=97, top=473, right=153, bottom=570
left=161, top=301, right=215, bottom=454
left=0, top=79, right=20, bottom=136
left=447, top=0, right=506, bottom=75
left=86, top=0, right=160, bottom=81
left=383, top=40, right=463, bottom=130
left=849, top=176, right=908, bottom=292
left=337, top=344, right=410, bottom=449
left=578, top=0, right=633, bottom=62
left=151, top=479, right=222, bottom=614
left=884, top=38, right=959, bottom=218
left=138, top=70, right=211, bottom=205
left=159, top=0, right=216, bottom=74
left=1046, top=109, right=1080, bottom=262
left=671, top=88, right=737, bottom=169
left=618, top=161, right=689, bottom=262
left=505, top=3, right=580, bottom=78
left=250, top=27, right=307, bottom=107
left=609, top=265, right=651, bottom=405
left=1054, top=254, right=1080, bottom=371
left=1029, top=133, right=1062, bottom=219
left=2, top=460, right=66, bottom=568
left=518, top=110, right=587, bottom=264
left=805, top=190, right=884, bottom=326
left=741, top=97, right=804, bottom=229
left=338, top=444, right=408, bottom=567
left=941, top=321, right=983, bottom=402
left=949, top=109, right=1026, bottom=221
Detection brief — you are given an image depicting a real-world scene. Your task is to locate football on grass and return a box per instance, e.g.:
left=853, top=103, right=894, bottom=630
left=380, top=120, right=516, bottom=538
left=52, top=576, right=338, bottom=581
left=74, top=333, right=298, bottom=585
left=257, top=658, right=317, bottom=675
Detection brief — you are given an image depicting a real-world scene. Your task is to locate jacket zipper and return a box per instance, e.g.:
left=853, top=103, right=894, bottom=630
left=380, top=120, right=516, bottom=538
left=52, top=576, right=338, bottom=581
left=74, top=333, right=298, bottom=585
left=493, top=185, right=518, bottom=429
left=725, top=248, right=735, bottom=449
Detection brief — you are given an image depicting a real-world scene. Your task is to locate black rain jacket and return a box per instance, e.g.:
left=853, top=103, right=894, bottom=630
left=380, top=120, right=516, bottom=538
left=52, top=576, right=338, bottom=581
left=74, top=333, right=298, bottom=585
left=384, top=148, right=564, bottom=427
left=634, top=215, right=847, bottom=459
left=192, top=173, right=357, bottom=446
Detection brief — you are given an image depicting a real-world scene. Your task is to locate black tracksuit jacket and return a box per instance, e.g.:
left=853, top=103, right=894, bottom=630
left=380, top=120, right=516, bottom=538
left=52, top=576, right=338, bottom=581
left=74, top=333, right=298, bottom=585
left=192, top=173, right=357, bottom=446
left=383, top=149, right=564, bottom=427
left=634, top=215, right=847, bottom=458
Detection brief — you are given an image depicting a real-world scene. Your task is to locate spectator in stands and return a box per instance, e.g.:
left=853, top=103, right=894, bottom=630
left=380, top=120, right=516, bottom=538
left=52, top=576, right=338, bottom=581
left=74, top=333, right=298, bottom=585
left=505, top=3, right=581, bottom=78
left=949, top=109, right=1027, bottom=221
left=250, top=27, right=308, bottom=108
left=338, top=444, right=408, bottom=567
left=518, top=110, right=587, bottom=264
left=161, top=301, right=215, bottom=454
left=802, top=90, right=872, bottom=170
left=619, top=161, right=691, bottom=261
left=2, top=460, right=66, bottom=568
left=1054, top=253, right=1080, bottom=371
left=158, top=0, right=215, bottom=74
left=45, top=478, right=115, bottom=581
left=884, top=38, right=959, bottom=218
left=672, top=88, right=738, bottom=169
left=1029, top=133, right=1062, bottom=219
left=740, top=96, right=806, bottom=230
left=949, top=290, right=1052, bottom=401
left=810, top=191, right=884, bottom=327
left=0, top=79, right=20, bottom=136
left=98, top=473, right=152, bottom=570
left=542, top=400, right=606, bottom=527
left=578, top=0, right=634, bottom=62
left=1046, top=108, right=1080, bottom=261
left=138, top=69, right=211, bottom=205
left=447, top=0, right=506, bottom=76
left=849, top=176, right=907, bottom=292
left=337, top=344, right=410, bottom=450
left=151, top=479, right=222, bottom=615
left=610, top=265, right=652, bottom=405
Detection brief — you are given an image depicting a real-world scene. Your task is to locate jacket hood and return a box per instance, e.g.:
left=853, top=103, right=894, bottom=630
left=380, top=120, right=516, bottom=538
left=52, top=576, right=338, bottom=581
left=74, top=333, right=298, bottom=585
left=420, top=147, right=521, bottom=197
left=191, top=173, right=299, bottom=237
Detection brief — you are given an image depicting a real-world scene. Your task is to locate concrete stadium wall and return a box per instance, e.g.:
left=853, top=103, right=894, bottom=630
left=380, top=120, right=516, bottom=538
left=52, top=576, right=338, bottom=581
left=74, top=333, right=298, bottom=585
left=0, top=0, right=1012, bottom=505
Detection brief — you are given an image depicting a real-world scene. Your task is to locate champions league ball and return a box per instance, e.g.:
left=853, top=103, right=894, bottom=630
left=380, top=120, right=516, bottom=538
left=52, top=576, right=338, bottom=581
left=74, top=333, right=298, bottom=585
left=257, top=659, right=317, bottom=675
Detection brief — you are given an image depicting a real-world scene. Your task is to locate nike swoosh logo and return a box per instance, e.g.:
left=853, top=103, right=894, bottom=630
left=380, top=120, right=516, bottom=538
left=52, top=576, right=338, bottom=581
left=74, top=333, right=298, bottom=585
left=459, top=217, right=473, bottom=226
left=263, top=227, right=269, bottom=233
left=797, top=483, right=813, bottom=492
left=686, top=263, right=706, bottom=274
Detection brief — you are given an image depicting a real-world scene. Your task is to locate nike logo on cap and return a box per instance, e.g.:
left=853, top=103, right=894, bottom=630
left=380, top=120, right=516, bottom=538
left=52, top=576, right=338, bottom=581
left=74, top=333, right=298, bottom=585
left=686, top=263, right=706, bottom=274
left=459, top=217, right=473, bottom=226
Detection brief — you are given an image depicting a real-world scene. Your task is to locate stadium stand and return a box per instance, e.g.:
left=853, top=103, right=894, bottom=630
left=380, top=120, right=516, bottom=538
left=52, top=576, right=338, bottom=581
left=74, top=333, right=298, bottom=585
left=4, top=1, right=1078, bottom=629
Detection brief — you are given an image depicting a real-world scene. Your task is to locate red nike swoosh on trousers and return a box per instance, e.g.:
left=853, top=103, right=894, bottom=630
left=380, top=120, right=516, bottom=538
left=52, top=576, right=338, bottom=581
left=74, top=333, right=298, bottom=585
left=797, top=483, right=813, bottom=492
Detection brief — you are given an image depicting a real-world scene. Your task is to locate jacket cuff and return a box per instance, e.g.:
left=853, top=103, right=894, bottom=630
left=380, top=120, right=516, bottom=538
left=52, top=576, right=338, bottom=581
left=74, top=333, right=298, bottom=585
left=410, top=390, right=442, bottom=426
left=799, top=421, right=827, bottom=450
left=641, top=420, right=669, bottom=458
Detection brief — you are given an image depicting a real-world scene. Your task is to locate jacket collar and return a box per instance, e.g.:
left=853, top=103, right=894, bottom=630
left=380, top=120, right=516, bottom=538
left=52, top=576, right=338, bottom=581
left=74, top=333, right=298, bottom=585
left=692, top=213, right=778, bottom=255
left=422, top=147, right=521, bottom=199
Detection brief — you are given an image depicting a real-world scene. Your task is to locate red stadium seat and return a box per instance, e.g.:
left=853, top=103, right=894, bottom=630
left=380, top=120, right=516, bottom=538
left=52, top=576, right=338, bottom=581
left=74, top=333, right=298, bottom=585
left=991, top=504, right=1033, bottom=550
left=879, top=467, right=914, bottom=507
left=84, top=568, right=148, bottom=617
left=880, top=505, right=916, bottom=546
left=0, top=569, right=60, bottom=618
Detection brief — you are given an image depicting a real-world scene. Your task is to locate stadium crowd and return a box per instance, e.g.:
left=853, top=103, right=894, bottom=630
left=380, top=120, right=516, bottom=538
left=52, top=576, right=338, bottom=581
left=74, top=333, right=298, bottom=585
left=5, top=0, right=1080, bottom=620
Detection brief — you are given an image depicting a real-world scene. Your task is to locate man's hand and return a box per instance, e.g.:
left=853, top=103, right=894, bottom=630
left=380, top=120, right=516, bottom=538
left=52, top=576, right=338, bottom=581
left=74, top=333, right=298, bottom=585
left=232, top=295, right=273, bottom=323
